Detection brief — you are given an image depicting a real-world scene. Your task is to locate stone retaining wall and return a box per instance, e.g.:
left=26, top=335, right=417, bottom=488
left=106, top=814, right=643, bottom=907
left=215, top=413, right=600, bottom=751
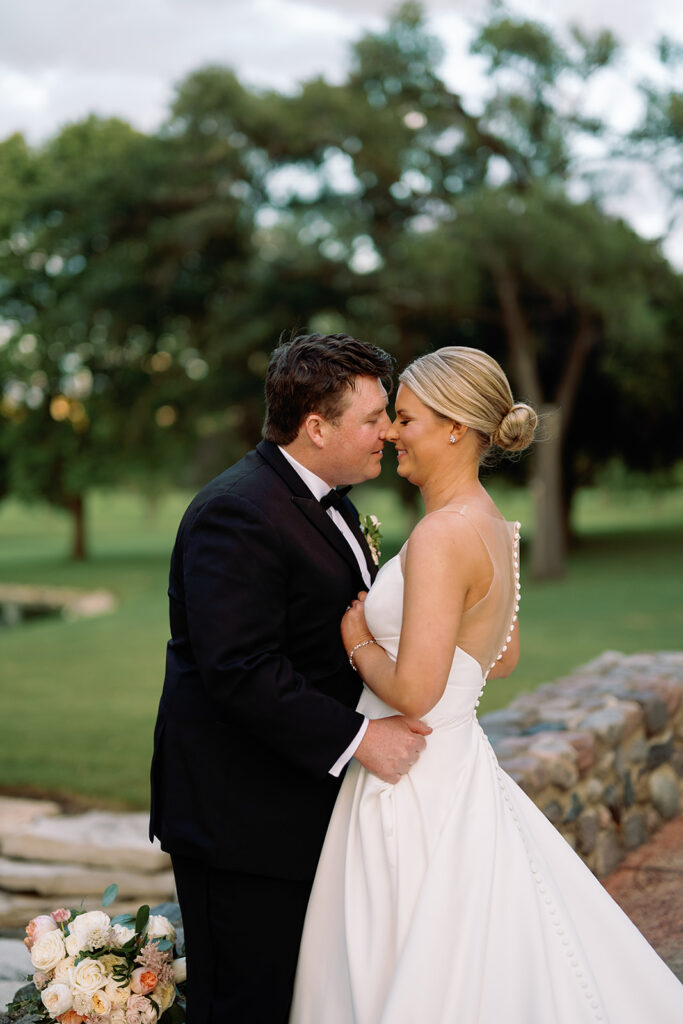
left=480, top=651, right=683, bottom=876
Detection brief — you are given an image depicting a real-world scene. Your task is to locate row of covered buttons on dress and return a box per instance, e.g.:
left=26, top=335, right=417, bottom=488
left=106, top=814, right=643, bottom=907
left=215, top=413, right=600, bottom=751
left=477, top=640, right=606, bottom=1018
left=473, top=521, right=522, bottom=715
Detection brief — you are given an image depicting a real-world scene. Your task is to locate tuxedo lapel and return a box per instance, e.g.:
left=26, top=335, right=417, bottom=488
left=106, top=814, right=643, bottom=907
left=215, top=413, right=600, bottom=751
left=339, top=496, right=378, bottom=582
left=257, top=441, right=369, bottom=584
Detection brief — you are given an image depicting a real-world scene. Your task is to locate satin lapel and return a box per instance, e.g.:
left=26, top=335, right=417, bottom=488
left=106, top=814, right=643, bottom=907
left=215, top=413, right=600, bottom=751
left=257, top=441, right=368, bottom=584
left=291, top=496, right=367, bottom=581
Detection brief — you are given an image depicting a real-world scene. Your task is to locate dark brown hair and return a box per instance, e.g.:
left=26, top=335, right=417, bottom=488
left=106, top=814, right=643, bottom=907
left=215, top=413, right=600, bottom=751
left=262, top=332, right=395, bottom=444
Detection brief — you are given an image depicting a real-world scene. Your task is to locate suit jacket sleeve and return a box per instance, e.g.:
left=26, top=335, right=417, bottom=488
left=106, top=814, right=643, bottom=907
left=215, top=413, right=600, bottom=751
left=180, top=491, right=365, bottom=778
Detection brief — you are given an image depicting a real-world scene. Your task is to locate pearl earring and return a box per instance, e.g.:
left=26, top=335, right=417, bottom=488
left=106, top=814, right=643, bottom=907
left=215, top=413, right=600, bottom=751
left=449, top=433, right=456, bottom=444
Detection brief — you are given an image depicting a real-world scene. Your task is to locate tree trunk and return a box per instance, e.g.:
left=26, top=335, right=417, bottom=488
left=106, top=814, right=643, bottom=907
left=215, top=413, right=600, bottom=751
left=488, top=257, right=567, bottom=579
left=530, top=405, right=565, bottom=579
left=66, top=494, right=87, bottom=560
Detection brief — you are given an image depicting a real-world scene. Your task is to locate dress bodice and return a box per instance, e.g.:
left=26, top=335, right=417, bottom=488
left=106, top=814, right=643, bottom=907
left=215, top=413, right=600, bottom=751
left=360, top=506, right=520, bottom=728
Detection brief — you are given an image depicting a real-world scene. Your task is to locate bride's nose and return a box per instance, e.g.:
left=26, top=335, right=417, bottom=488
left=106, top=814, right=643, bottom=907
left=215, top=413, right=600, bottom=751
left=385, top=419, right=399, bottom=443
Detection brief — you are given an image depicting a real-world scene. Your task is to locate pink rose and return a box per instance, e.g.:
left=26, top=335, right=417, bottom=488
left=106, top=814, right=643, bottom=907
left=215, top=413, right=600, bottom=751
left=130, top=968, right=158, bottom=995
left=51, top=908, right=71, bottom=924
left=24, top=914, right=58, bottom=950
left=125, top=994, right=157, bottom=1024
left=33, top=970, right=50, bottom=990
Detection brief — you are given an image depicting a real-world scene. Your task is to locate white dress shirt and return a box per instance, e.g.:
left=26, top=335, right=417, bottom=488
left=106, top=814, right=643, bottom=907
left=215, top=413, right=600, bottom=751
left=278, top=447, right=370, bottom=775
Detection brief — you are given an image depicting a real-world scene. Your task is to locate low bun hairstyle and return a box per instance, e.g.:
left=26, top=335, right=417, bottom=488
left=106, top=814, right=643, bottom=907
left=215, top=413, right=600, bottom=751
left=399, top=347, right=537, bottom=459
left=490, top=403, right=538, bottom=452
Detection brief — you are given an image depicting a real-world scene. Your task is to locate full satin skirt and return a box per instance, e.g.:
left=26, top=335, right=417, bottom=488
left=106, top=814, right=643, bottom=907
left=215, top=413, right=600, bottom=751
left=290, top=650, right=683, bottom=1023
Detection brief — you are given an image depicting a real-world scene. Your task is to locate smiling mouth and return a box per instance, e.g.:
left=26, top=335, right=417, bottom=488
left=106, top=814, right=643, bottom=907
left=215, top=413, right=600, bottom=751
left=396, top=449, right=407, bottom=457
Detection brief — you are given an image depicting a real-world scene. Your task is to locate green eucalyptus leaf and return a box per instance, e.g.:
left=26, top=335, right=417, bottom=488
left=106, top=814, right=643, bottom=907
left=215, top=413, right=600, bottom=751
left=102, top=883, right=119, bottom=907
left=110, top=913, right=136, bottom=927
left=135, top=904, right=150, bottom=935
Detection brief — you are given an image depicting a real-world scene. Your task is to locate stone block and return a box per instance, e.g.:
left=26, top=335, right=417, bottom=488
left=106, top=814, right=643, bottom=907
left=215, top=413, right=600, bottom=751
left=647, top=734, right=674, bottom=771
left=625, top=737, right=648, bottom=765
left=649, top=765, right=680, bottom=819
left=0, top=857, right=175, bottom=900
left=583, top=778, right=604, bottom=804
left=480, top=708, right=531, bottom=738
left=579, top=706, right=632, bottom=747
left=542, top=800, right=564, bottom=825
left=645, top=807, right=664, bottom=835
left=649, top=679, right=680, bottom=716
left=621, top=810, right=647, bottom=851
left=562, top=732, right=596, bottom=774
left=528, top=736, right=579, bottom=790
left=498, top=755, right=550, bottom=795
left=0, top=798, right=60, bottom=839
left=595, top=751, right=615, bottom=779
left=489, top=736, right=530, bottom=759
left=629, top=692, right=669, bottom=736
left=576, top=810, right=599, bottom=855
left=593, top=828, right=623, bottom=877
left=1, top=812, right=170, bottom=873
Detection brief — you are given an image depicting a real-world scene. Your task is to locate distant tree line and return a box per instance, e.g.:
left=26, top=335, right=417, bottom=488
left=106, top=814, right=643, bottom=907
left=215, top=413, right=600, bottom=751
left=0, top=2, right=681, bottom=575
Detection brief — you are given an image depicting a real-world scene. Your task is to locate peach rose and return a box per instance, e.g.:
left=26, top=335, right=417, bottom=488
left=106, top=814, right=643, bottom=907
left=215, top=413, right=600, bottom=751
left=25, top=914, right=58, bottom=950
left=129, top=968, right=157, bottom=995
left=56, top=1013, right=85, bottom=1024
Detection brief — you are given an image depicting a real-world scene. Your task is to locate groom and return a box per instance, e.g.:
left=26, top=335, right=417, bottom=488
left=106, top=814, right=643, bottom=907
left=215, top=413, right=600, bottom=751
left=150, top=332, right=430, bottom=1023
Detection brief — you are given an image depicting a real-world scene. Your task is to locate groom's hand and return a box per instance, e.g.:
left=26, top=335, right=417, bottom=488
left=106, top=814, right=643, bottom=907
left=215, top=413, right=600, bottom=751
left=354, top=716, right=432, bottom=784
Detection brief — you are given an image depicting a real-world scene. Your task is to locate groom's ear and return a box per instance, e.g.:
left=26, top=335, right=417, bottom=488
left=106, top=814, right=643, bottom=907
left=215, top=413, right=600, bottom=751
left=303, top=412, right=326, bottom=449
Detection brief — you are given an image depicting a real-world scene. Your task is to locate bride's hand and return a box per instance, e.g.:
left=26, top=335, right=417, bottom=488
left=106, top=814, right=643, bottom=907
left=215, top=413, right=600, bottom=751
left=341, top=592, right=373, bottom=652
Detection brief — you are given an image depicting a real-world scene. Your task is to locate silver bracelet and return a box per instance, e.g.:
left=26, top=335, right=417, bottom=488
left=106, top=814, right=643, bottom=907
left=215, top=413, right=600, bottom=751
left=348, top=638, right=377, bottom=672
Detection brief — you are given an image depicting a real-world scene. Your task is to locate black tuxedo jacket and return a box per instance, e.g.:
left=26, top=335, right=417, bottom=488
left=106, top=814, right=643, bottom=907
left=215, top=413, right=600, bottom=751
left=150, top=441, right=377, bottom=880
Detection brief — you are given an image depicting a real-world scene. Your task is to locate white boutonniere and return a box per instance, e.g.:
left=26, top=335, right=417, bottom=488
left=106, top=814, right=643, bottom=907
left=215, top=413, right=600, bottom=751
left=359, top=514, right=382, bottom=566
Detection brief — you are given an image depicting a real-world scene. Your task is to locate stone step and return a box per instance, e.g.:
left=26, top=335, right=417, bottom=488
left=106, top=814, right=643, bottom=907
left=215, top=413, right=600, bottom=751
left=0, top=797, right=60, bottom=839
left=0, top=892, right=147, bottom=929
left=0, top=857, right=174, bottom=900
left=1, top=980, right=23, bottom=1015
left=1, top=810, right=170, bottom=873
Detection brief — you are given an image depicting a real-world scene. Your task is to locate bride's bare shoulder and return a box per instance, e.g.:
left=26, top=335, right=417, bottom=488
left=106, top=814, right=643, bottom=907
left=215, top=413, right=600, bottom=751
left=405, top=508, right=481, bottom=566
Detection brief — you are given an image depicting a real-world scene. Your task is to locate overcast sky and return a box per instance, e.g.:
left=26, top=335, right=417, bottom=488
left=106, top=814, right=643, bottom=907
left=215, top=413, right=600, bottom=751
left=2, top=0, right=682, bottom=260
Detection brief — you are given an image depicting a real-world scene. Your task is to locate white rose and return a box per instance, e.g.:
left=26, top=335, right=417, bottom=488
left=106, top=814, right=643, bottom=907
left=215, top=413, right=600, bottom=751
left=53, top=955, right=75, bottom=984
left=67, top=910, right=111, bottom=953
left=91, top=987, right=112, bottom=1015
left=171, top=956, right=186, bottom=984
left=145, top=915, right=176, bottom=942
left=72, top=956, right=108, bottom=995
left=105, top=977, right=131, bottom=1006
left=64, top=932, right=81, bottom=958
left=73, top=989, right=94, bottom=1016
left=110, top=922, right=136, bottom=947
left=40, top=981, right=73, bottom=1017
left=30, top=930, right=67, bottom=972
left=110, top=1009, right=127, bottom=1024
left=151, top=981, right=175, bottom=1014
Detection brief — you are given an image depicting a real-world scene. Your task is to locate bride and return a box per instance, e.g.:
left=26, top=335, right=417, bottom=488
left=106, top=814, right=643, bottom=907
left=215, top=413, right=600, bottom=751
left=290, top=347, right=683, bottom=1023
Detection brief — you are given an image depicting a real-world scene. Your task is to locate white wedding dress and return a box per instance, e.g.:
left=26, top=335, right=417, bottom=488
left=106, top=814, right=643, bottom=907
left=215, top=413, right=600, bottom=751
left=290, top=505, right=683, bottom=1024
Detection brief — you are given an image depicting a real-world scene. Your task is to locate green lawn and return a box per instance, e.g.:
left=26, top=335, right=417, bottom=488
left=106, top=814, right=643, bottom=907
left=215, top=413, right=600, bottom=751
left=0, top=484, right=681, bottom=807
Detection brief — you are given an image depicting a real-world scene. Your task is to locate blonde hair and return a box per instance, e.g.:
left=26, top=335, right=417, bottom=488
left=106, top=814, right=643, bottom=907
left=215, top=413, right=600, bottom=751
left=399, top=347, right=537, bottom=457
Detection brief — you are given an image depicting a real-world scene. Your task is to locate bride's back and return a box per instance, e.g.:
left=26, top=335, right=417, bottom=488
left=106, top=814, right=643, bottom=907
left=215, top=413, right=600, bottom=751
left=426, top=504, right=519, bottom=677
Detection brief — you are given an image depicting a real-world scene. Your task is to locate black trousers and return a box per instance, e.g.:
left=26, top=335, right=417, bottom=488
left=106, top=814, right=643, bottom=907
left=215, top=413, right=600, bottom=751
left=171, top=854, right=313, bottom=1024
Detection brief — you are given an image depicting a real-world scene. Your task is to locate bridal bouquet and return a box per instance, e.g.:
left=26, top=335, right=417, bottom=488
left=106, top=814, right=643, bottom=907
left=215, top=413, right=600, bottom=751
left=12, top=886, right=186, bottom=1024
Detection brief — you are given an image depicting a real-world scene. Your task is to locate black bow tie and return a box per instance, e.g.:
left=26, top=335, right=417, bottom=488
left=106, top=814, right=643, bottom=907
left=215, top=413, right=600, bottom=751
left=320, top=486, right=352, bottom=511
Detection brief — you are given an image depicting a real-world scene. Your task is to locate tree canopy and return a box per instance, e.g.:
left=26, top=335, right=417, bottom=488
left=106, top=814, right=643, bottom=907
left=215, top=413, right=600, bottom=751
left=1, top=2, right=681, bottom=573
